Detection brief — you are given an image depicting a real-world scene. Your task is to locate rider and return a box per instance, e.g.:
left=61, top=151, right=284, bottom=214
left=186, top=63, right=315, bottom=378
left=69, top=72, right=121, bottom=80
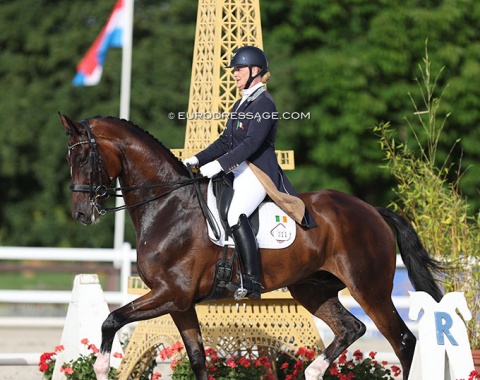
left=183, top=46, right=316, bottom=299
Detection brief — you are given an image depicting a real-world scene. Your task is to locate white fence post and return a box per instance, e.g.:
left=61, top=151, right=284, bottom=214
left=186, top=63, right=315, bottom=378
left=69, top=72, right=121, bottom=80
left=120, top=242, right=132, bottom=305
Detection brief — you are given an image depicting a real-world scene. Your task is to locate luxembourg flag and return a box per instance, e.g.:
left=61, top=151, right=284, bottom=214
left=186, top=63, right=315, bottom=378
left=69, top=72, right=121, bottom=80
left=72, top=0, right=126, bottom=86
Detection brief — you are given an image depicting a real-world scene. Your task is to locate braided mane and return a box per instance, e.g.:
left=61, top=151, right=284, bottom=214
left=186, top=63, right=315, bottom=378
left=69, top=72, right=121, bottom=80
left=89, top=115, right=184, bottom=166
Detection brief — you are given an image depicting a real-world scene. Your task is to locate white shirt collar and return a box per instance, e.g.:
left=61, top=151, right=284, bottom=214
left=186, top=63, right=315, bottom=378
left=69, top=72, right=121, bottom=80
left=242, top=82, right=265, bottom=99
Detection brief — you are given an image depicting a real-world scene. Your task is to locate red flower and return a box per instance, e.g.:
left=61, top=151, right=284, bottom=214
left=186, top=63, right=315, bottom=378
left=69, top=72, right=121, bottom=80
left=238, top=356, right=251, bottom=368
left=152, top=372, right=162, bottom=380
left=55, top=345, right=65, bottom=352
left=338, top=351, right=348, bottom=364
left=60, top=366, right=74, bottom=375
left=205, top=348, right=218, bottom=362
left=353, top=349, right=363, bottom=361
left=280, top=362, right=289, bottom=370
left=293, top=360, right=305, bottom=374
left=39, top=352, right=53, bottom=362
left=88, top=343, right=99, bottom=353
left=80, top=338, right=89, bottom=345
left=305, top=349, right=316, bottom=361
left=297, top=347, right=307, bottom=357
left=254, top=355, right=271, bottom=368
left=159, top=347, right=173, bottom=361
left=38, top=352, right=55, bottom=372
left=171, top=341, right=184, bottom=352
left=469, top=371, right=480, bottom=380
left=113, top=352, right=123, bottom=359
left=38, top=357, right=52, bottom=373
left=391, top=365, right=402, bottom=377
left=39, top=362, right=49, bottom=372
left=368, top=351, right=377, bottom=359
left=338, top=373, right=355, bottom=380
left=226, top=357, right=236, bottom=368
left=329, top=366, right=339, bottom=375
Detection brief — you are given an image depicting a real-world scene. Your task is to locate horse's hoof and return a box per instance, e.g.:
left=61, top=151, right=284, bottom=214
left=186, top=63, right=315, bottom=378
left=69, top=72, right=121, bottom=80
left=94, top=353, right=110, bottom=380
left=305, top=368, right=323, bottom=380
left=304, top=354, right=329, bottom=380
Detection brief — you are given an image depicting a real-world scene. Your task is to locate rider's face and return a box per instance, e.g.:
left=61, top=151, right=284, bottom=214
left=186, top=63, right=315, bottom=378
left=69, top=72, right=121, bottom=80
left=233, top=66, right=260, bottom=90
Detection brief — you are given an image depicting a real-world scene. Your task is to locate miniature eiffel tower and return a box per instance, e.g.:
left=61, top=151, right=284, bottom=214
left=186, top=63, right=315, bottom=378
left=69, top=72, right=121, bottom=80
left=171, top=0, right=294, bottom=169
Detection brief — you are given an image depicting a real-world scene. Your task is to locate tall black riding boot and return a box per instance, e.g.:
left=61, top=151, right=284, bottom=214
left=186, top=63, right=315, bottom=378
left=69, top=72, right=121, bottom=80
left=226, top=214, right=262, bottom=299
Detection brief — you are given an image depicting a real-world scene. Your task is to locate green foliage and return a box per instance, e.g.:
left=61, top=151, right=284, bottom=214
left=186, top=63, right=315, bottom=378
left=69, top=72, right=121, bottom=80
left=375, top=48, right=480, bottom=348
left=0, top=0, right=195, bottom=247
left=323, top=350, right=400, bottom=379
left=1, top=0, right=480, bottom=247
left=159, top=342, right=274, bottom=380
left=262, top=0, right=480, bottom=207
left=39, top=340, right=118, bottom=380
left=61, top=352, right=117, bottom=380
left=159, top=342, right=399, bottom=380
left=40, top=337, right=160, bottom=380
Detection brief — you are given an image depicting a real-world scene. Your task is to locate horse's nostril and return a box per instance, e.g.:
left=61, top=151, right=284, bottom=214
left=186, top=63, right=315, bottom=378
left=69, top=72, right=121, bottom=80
left=75, top=211, right=90, bottom=225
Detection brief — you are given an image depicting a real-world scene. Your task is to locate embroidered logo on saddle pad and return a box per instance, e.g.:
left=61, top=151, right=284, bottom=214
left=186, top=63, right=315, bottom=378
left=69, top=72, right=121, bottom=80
left=206, top=182, right=296, bottom=249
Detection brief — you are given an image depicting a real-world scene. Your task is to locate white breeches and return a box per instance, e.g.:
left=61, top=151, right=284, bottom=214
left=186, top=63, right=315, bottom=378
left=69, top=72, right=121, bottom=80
left=228, top=162, right=267, bottom=227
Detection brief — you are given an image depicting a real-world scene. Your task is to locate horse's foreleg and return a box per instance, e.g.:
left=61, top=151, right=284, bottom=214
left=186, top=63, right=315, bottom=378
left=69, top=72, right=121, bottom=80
left=93, top=291, right=173, bottom=380
left=171, top=305, right=207, bottom=380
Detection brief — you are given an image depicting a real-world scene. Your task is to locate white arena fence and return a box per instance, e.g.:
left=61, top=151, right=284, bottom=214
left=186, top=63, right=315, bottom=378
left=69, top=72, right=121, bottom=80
left=0, top=246, right=411, bottom=367
left=0, top=243, right=136, bottom=306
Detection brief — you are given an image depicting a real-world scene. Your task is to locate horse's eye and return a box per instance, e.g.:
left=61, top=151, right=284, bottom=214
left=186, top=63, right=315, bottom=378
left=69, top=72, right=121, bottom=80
left=76, top=155, right=89, bottom=167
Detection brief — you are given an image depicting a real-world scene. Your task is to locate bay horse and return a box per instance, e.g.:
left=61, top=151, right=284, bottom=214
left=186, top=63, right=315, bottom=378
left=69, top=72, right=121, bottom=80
left=59, top=114, right=442, bottom=380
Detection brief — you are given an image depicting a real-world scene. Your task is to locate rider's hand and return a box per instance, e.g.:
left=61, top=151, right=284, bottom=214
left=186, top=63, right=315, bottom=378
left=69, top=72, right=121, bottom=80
left=200, top=161, right=223, bottom=178
left=183, top=156, right=199, bottom=167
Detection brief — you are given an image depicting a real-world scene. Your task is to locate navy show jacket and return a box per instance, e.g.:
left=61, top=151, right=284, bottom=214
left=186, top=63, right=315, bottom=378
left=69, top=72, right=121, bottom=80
left=196, top=87, right=316, bottom=228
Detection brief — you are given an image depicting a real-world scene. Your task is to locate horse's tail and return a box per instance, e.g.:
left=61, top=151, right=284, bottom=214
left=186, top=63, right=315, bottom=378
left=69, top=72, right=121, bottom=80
left=376, top=206, right=443, bottom=302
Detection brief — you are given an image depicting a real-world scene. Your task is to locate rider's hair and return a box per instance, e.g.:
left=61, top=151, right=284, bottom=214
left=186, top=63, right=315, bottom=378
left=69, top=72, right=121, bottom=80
left=261, top=71, right=270, bottom=84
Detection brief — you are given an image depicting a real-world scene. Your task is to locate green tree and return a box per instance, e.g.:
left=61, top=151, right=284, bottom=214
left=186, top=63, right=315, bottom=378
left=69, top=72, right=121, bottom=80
left=262, top=0, right=480, bottom=209
left=0, top=0, right=479, bottom=247
left=0, top=0, right=196, bottom=247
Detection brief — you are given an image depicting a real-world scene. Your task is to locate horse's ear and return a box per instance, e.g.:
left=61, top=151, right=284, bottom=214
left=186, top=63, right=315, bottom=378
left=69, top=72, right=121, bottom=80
left=58, top=112, right=83, bottom=136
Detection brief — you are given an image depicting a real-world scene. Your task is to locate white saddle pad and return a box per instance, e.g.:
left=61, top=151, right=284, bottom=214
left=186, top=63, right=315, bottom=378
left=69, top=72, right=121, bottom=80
left=206, top=181, right=296, bottom=249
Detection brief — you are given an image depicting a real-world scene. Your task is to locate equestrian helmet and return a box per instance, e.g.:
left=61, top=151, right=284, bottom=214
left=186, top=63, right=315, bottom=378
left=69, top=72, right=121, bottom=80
left=227, top=46, right=269, bottom=74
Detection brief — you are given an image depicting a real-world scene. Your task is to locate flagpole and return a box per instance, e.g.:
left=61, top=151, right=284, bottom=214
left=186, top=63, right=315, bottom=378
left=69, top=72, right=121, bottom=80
left=114, top=0, right=134, bottom=250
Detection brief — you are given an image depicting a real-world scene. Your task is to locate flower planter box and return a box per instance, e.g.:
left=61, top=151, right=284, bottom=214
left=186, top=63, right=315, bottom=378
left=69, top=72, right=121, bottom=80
left=116, top=276, right=325, bottom=379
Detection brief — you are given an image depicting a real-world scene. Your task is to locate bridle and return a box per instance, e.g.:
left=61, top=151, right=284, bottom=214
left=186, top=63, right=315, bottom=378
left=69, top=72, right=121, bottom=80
left=67, top=120, right=202, bottom=216
left=68, top=120, right=112, bottom=210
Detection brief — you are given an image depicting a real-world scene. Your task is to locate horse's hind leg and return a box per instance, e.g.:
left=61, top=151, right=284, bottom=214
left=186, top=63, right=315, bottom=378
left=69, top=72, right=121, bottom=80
left=350, top=290, right=415, bottom=380
left=289, top=278, right=366, bottom=380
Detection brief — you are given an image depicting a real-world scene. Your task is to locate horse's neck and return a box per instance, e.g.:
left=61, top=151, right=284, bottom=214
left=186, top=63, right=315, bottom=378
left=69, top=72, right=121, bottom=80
left=113, top=128, right=185, bottom=186
left=116, top=128, right=195, bottom=201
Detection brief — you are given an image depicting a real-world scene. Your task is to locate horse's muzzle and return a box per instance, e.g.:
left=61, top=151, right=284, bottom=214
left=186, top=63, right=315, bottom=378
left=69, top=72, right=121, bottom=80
left=74, top=210, right=95, bottom=225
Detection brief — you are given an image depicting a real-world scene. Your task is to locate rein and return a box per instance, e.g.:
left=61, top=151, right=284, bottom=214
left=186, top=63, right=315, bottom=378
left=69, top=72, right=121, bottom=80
left=91, top=177, right=202, bottom=214
left=67, top=120, right=218, bottom=238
